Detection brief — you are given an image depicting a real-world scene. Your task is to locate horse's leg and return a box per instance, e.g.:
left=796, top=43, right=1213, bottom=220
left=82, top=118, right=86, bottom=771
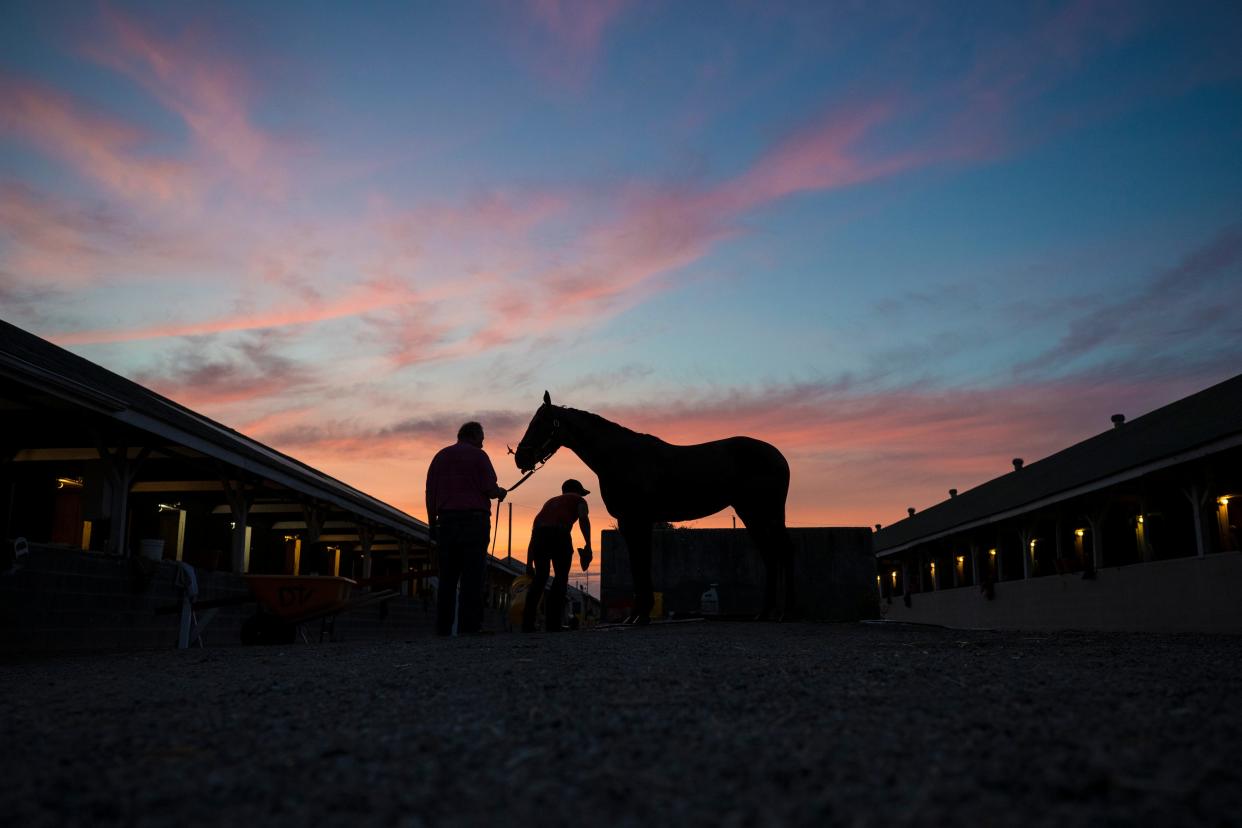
left=736, top=507, right=779, bottom=621
left=775, top=524, right=797, bottom=620
left=620, top=517, right=654, bottom=625
left=738, top=508, right=797, bottom=621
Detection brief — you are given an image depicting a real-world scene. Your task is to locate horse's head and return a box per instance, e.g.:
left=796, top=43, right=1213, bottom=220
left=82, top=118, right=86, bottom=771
left=513, top=390, right=564, bottom=472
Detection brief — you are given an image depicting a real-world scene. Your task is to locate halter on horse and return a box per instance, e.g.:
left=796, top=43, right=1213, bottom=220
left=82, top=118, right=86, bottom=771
left=514, top=391, right=796, bottom=623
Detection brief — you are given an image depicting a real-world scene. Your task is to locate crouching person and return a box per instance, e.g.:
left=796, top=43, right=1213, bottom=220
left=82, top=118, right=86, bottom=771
left=522, top=479, right=592, bottom=632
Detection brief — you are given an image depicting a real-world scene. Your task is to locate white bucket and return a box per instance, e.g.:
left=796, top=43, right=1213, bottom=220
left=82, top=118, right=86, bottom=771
left=139, top=539, right=165, bottom=561
left=700, top=584, right=720, bottom=615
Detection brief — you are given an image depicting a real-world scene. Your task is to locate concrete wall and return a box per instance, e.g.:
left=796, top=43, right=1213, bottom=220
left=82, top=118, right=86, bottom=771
left=0, top=544, right=444, bottom=653
left=880, top=551, right=1242, bottom=633
left=601, top=527, right=879, bottom=622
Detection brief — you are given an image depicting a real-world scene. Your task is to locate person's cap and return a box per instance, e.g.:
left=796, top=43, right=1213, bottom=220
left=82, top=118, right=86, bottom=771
left=561, top=479, right=590, bottom=496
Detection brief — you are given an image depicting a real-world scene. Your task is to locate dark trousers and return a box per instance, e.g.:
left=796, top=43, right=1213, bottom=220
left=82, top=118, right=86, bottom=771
left=435, top=512, right=490, bottom=635
left=523, top=525, right=573, bottom=632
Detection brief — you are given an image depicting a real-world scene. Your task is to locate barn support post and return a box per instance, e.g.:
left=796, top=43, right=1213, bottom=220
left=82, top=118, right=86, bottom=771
left=221, top=475, right=255, bottom=573
left=1183, top=482, right=1211, bottom=557
left=1054, top=516, right=1065, bottom=573
left=399, top=538, right=411, bottom=596
left=94, top=440, right=150, bottom=556
left=1018, top=527, right=1032, bottom=579
left=301, top=503, right=325, bottom=575
left=358, top=524, right=375, bottom=588
left=1087, top=510, right=1107, bottom=571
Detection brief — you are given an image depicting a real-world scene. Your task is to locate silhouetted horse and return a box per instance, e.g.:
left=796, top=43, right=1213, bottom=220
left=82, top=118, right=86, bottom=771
left=514, top=392, right=795, bottom=624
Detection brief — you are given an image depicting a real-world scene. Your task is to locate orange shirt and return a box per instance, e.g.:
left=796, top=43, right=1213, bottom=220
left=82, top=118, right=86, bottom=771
left=534, top=493, right=584, bottom=529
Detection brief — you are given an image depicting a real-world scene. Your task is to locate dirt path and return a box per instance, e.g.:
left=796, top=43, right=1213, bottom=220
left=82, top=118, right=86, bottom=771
left=3, top=622, right=1238, bottom=826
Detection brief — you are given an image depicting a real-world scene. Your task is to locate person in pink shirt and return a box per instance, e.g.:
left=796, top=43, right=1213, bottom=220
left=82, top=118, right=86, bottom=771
left=426, top=421, right=507, bottom=635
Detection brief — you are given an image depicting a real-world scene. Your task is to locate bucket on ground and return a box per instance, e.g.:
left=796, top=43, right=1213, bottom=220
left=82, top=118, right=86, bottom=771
left=508, top=575, right=534, bottom=628
left=700, top=584, right=720, bottom=615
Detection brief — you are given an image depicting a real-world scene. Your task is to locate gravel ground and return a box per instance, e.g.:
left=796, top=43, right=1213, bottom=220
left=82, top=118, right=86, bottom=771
left=3, top=622, right=1240, bottom=827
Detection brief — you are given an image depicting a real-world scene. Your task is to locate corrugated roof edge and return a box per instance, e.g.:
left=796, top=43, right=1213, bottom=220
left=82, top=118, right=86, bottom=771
left=1, top=320, right=427, bottom=539
left=873, top=372, right=1242, bottom=557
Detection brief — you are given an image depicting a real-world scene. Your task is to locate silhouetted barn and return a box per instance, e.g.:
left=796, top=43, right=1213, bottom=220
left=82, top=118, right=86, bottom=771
left=600, top=527, right=878, bottom=622
left=873, top=373, right=1242, bottom=633
left=0, top=320, right=507, bottom=650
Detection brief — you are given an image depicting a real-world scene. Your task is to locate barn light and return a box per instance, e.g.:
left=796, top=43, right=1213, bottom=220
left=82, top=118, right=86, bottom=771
left=1075, top=529, right=1085, bottom=538
left=890, top=571, right=898, bottom=586
left=1219, top=496, right=1232, bottom=506
left=1029, top=540, right=1037, bottom=552
left=1137, top=515, right=1144, bottom=525
left=956, top=556, right=965, bottom=565
left=157, top=503, right=180, bottom=512
left=56, top=477, right=83, bottom=489
left=989, top=548, right=997, bottom=557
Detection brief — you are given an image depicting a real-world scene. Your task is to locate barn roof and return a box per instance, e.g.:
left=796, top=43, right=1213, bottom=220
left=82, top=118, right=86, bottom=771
left=0, top=320, right=427, bottom=541
left=873, top=373, right=1242, bottom=557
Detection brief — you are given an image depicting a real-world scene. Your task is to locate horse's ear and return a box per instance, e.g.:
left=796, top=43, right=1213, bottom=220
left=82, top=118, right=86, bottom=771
left=543, top=390, right=551, bottom=405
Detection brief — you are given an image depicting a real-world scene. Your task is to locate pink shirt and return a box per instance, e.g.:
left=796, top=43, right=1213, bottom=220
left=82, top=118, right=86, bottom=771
left=426, top=440, right=499, bottom=514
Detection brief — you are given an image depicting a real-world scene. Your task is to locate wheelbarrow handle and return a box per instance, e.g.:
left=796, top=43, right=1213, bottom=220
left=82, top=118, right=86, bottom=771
left=354, top=567, right=438, bottom=589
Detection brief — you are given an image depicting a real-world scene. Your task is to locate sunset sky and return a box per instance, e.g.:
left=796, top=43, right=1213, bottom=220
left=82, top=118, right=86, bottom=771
left=3, top=1, right=1241, bottom=594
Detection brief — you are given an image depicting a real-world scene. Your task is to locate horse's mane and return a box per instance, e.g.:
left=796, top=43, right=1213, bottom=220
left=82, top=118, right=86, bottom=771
left=561, top=405, right=663, bottom=447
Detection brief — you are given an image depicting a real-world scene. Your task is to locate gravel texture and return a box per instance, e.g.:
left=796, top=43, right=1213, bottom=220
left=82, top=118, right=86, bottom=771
left=3, top=622, right=1240, bottom=827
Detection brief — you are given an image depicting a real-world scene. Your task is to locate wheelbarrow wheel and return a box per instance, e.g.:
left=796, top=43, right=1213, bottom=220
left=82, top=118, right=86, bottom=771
left=240, top=611, right=296, bottom=645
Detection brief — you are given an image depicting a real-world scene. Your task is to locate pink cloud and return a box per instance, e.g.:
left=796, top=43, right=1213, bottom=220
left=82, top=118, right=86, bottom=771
left=529, top=0, right=628, bottom=56
left=345, top=100, right=914, bottom=369
left=50, top=279, right=417, bottom=346
left=517, top=0, right=630, bottom=89
left=0, top=181, right=204, bottom=285
left=234, top=406, right=316, bottom=441
left=714, top=102, right=912, bottom=213
left=135, top=334, right=315, bottom=408
left=0, top=73, right=193, bottom=202
left=459, top=101, right=909, bottom=348
left=933, top=0, right=1154, bottom=162
left=82, top=8, right=294, bottom=199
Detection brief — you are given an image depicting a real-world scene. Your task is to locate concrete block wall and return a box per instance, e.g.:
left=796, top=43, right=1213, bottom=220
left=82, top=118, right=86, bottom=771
left=601, top=527, right=879, bottom=622
left=0, top=545, right=252, bottom=652
left=879, top=550, right=1242, bottom=633
left=0, top=544, right=463, bottom=653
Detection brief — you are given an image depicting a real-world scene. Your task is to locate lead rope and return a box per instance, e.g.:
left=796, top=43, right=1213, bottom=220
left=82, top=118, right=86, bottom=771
left=488, top=462, right=545, bottom=556
left=490, top=421, right=561, bottom=556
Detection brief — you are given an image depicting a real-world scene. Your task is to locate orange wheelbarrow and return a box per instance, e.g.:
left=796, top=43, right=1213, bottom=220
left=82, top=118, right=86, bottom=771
left=240, top=568, right=437, bottom=644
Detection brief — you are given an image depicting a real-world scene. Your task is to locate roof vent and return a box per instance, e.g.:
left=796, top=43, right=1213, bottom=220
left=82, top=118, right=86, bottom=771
left=1012, top=458, right=1024, bottom=471
left=907, top=507, right=916, bottom=517
left=1111, top=413, right=1125, bottom=428
left=949, top=488, right=958, bottom=498
left=874, top=523, right=882, bottom=532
